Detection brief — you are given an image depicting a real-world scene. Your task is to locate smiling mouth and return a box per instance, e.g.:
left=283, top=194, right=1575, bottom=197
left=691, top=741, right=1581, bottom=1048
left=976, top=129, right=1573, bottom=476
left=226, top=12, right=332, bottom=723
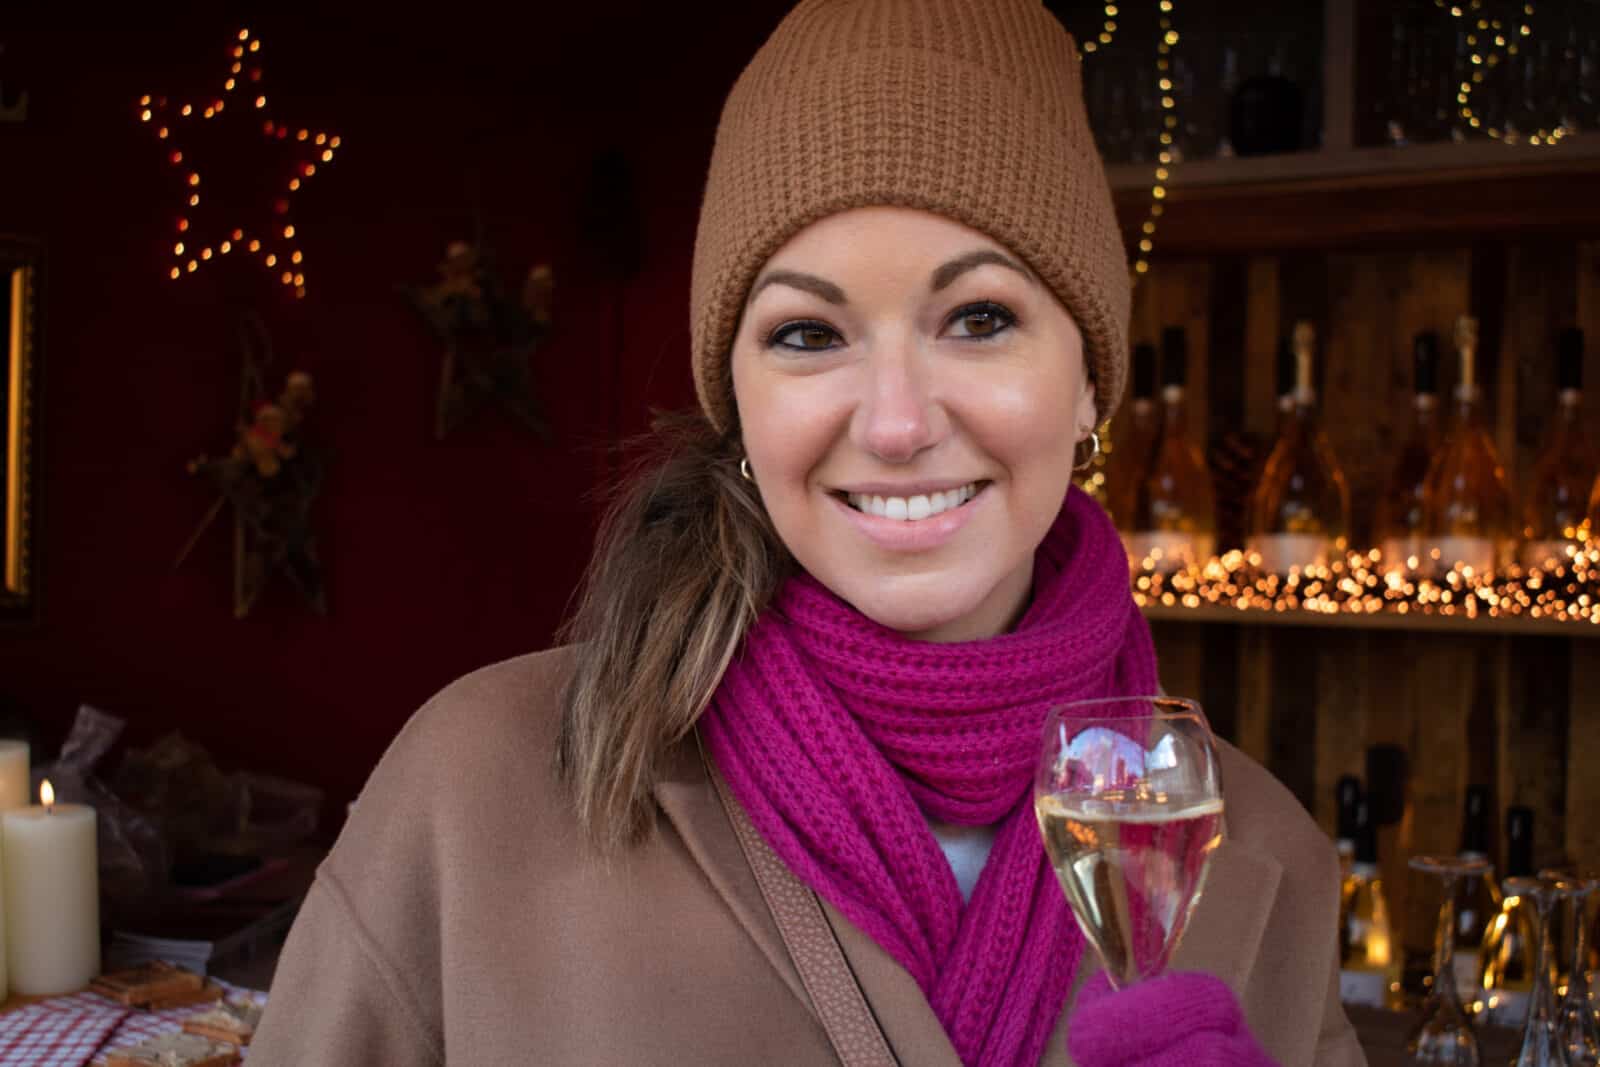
left=837, top=481, right=986, bottom=521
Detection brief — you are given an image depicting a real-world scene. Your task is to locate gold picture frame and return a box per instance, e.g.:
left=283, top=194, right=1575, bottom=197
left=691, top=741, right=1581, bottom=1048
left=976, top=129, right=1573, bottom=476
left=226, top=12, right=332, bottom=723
left=0, top=237, right=40, bottom=625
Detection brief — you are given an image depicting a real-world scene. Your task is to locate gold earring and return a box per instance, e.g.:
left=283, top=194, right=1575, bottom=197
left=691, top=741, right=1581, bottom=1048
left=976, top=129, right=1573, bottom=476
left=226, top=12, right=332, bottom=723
left=739, top=457, right=754, bottom=483
left=1073, top=431, right=1102, bottom=472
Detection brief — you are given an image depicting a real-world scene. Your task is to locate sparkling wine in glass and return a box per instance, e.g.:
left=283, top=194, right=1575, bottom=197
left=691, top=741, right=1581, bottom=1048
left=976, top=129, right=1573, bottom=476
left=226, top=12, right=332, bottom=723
left=1034, top=696, right=1223, bottom=989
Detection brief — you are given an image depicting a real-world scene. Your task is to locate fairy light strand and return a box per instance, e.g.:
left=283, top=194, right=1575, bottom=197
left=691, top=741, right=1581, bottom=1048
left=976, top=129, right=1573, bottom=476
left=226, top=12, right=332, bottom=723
left=1081, top=1, right=1120, bottom=54
left=1074, top=1, right=1178, bottom=277
left=137, top=28, right=342, bottom=298
left=1434, top=1, right=1566, bottom=145
left=1128, top=527, right=1600, bottom=628
left=1073, top=2, right=1181, bottom=499
left=1133, top=0, right=1178, bottom=277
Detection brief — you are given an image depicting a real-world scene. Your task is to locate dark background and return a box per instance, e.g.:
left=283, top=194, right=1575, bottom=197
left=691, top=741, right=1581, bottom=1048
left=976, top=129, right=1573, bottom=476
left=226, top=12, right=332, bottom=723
left=0, top=4, right=821, bottom=822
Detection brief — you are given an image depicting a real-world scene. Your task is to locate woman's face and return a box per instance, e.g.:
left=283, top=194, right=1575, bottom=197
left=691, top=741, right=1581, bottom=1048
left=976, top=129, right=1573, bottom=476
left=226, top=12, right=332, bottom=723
left=732, top=206, right=1096, bottom=643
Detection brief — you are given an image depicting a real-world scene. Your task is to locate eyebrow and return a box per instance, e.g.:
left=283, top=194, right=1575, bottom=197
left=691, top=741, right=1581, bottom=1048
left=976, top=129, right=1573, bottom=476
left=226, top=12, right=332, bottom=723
left=746, top=249, right=1035, bottom=307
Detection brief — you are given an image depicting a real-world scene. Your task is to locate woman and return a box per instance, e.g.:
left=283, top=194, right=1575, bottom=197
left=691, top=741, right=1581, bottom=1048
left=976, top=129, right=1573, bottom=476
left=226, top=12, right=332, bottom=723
left=251, top=1, right=1364, bottom=1064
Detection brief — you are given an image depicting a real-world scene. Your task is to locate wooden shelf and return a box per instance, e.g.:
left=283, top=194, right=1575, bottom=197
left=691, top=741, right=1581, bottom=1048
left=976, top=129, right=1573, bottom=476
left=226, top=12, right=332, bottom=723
left=1107, top=137, right=1600, bottom=197
left=1142, top=601, right=1600, bottom=639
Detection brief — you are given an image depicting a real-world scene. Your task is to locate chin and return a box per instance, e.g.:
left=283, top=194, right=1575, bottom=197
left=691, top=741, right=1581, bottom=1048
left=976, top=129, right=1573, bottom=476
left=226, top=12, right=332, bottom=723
left=834, top=572, right=1001, bottom=643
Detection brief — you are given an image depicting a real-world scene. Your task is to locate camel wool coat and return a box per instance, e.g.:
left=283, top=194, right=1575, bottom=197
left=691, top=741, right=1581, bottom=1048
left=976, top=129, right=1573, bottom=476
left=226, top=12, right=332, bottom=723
left=250, top=647, right=1367, bottom=1066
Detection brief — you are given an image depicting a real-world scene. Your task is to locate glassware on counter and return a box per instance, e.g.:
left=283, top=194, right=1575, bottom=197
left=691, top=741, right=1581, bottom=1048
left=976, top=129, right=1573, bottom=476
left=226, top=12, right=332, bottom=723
left=1409, top=854, right=1492, bottom=1065
left=1544, top=870, right=1600, bottom=1066
left=1502, top=876, right=1566, bottom=1067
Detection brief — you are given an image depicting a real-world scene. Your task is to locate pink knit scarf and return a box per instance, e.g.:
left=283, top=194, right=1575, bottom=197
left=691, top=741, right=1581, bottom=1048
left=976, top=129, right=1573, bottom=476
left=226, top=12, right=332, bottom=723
left=700, top=487, right=1160, bottom=1067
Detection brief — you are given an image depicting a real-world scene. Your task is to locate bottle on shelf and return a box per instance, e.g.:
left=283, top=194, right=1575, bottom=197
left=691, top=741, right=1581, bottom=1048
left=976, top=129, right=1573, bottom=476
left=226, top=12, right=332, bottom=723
left=1128, top=326, right=1216, bottom=574
left=1591, top=476, right=1600, bottom=550
left=1376, top=331, right=1443, bottom=572
left=1248, top=320, right=1351, bottom=573
left=1335, top=776, right=1363, bottom=968
left=1423, top=315, right=1515, bottom=575
left=1274, top=337, right=1296, bottom=433
left=1340, top=798, right=1402, bottom=1009
left=1453, top=784, right=1501, bottom=1015
left=1478, top=805, right=1546, bottom=1026
left=1520, top=327, right=1596, bottom=570
left=1335, top=774, right=1362, bottom=881
left=1109, top=342, right=1160, bottom=536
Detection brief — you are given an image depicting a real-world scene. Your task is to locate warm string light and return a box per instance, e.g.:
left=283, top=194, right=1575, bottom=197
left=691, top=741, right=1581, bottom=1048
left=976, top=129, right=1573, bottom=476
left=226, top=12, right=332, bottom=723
left=1080, top=1, right=1120, bottom=54
left=137, top=28, right=342, bottom=298
left=1129, top=527, right=1600, bottom=628
left=1076, top=422, right=1113, bottom=505
left=1434, top=1, right=1564, bottom=145
left=1074, top=3, right=1180, bottom=277
left=1133, top=0, right=1178, bottom=278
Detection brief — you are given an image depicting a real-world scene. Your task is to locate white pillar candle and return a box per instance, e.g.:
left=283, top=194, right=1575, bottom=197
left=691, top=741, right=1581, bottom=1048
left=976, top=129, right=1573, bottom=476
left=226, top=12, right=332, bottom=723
left=0, top=741, right=29, bottom=811
left=2, top=780, right=100, bottom=995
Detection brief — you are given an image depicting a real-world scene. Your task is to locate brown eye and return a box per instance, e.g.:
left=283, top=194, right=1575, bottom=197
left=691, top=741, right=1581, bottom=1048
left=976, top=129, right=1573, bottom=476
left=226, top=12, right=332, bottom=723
left=948, top=302, right=1016, bottom=340
left=771, top=322, right=840, bottom=351
left=963, top=311, right=999, bottom=336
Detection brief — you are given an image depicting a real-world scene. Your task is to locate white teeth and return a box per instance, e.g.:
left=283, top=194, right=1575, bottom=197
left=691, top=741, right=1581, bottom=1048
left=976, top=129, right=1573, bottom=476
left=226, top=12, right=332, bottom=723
left=846, top=482, right=980, bottom=520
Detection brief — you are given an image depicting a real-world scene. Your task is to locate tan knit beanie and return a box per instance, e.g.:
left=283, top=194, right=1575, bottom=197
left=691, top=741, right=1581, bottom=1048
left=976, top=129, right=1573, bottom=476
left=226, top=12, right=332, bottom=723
left=690, top=0, right=1130, bottom=437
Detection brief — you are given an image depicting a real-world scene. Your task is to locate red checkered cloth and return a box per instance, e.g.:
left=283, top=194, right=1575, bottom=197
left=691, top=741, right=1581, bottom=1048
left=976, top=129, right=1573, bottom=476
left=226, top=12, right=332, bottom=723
left=0, top=982, right=265, bottom=1067
left=92, top=984, right=265, bottom=1064
left=0, top=1001, right=129, bottom=1067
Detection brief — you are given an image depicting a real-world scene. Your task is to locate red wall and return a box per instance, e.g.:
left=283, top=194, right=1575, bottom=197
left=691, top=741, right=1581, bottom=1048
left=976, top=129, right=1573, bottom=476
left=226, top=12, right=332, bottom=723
left=0, top=5, right=791, bottom=820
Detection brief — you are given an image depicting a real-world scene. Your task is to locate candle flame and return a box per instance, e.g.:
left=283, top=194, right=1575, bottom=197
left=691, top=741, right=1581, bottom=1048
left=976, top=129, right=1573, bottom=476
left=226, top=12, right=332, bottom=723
left=40, top=779, right=54, bottom=808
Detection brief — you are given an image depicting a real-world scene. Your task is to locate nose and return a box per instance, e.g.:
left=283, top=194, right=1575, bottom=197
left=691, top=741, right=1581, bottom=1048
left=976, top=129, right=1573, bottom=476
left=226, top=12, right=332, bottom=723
left=851, top=342, right=944, bottom=463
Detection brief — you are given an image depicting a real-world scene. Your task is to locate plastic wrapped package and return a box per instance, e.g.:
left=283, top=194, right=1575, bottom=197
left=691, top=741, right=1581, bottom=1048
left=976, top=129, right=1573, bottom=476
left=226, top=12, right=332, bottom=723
left=32, top=705, right=170, bottom=908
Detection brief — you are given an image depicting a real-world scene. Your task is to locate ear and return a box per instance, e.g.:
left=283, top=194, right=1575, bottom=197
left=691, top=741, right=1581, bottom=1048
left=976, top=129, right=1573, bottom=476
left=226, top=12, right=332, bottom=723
left=1074, top=374, right=1098, bottom=442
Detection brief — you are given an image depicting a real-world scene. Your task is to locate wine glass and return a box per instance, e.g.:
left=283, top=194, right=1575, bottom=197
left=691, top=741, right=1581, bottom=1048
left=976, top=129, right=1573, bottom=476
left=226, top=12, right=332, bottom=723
left=1504, top=875, right=1568, bottom=1067
left=1033, top=696, right=1223, bottom=989
left=1408, top=855, right=1491, bottom=1065
left=1543, top=870, right=1600, bottom=1066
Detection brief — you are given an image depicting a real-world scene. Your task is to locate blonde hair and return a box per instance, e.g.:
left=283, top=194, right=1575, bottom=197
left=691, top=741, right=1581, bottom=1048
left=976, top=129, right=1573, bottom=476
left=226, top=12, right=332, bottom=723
left=556, top=413, right=790, bottom=852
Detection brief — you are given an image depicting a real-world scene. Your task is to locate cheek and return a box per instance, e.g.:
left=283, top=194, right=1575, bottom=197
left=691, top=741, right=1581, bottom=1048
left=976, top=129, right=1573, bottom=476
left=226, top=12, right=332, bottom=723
left=733, top=356, right=840, bottom=489
left=956, top=363, right=1083, bottom=471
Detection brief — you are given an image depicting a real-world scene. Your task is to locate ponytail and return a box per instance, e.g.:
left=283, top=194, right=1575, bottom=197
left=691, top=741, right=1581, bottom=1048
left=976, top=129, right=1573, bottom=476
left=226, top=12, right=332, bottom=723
left=557, top=412, right=789, bottom=852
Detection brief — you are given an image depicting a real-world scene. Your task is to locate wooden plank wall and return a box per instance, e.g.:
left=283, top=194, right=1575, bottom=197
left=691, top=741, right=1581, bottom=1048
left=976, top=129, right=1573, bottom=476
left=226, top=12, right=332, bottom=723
left=1131, top=238, right=1600, bottom=957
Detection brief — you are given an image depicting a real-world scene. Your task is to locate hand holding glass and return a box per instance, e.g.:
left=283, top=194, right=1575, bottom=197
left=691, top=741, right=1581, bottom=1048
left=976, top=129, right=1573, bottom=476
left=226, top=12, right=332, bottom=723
left=1034, top=696, right=1224, bottom=989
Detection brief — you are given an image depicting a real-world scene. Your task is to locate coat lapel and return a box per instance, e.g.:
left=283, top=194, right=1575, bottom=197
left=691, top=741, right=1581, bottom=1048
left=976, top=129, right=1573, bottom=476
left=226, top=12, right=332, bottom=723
left=652, top=736, right=812, bottom=1011
left=656, top=736, right=961, bottom=1065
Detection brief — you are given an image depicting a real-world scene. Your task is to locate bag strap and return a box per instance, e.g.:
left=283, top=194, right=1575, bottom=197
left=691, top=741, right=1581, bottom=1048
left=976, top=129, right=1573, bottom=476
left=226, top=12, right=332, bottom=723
left=700, top=737, right=900, bottom=1067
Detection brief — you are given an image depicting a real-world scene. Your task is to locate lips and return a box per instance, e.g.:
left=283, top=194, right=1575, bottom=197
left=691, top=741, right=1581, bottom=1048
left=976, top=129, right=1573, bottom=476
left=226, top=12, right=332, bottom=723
left=830, top=480, right=989, bottom=553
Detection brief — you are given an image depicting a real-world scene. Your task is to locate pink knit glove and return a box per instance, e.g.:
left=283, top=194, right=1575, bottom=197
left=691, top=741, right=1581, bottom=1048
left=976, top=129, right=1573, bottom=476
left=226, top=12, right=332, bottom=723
left=1067, top=972, right=1279, bottom=1067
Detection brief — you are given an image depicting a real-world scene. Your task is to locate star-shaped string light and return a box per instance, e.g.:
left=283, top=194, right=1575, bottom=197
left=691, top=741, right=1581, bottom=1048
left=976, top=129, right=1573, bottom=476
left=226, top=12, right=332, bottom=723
left=136, top=28, right=342, bottom=298
left=1434, top=1, right=1566, bottom=146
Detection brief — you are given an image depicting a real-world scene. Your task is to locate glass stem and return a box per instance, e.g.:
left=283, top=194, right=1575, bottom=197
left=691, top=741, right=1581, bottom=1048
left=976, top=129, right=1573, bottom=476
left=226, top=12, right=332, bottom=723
left=1570, top=894, right=1592, bottom=1007
left=1532, top=893, right=1557, bottom=1024
left=1435, top=873, right=1467, bottom=1017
